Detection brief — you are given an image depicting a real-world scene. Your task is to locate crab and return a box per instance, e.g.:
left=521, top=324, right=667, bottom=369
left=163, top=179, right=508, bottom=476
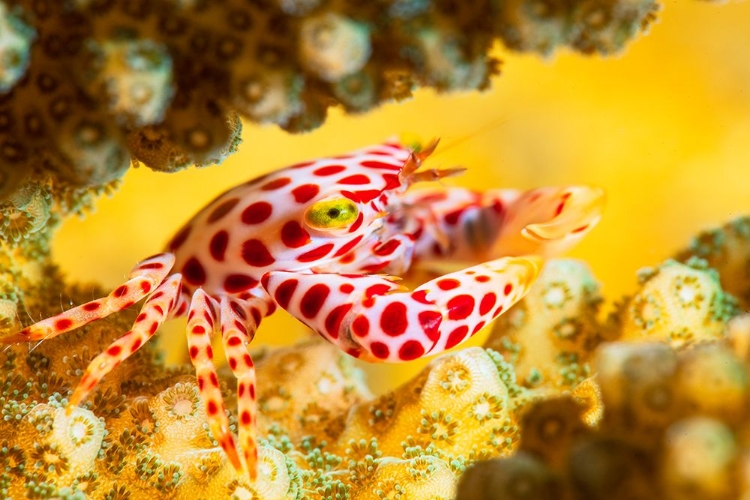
left=1, top=139, right=604, bottom=479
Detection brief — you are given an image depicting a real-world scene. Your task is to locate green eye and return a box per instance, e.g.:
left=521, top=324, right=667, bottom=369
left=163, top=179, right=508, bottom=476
left=305, top=198, right=359, bottom=229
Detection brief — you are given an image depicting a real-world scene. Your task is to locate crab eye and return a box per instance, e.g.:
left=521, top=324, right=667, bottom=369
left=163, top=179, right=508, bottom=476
left=305, top=198, right=359, bottom=229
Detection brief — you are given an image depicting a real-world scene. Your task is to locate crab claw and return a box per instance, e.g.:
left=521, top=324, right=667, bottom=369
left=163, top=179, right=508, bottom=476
left=261, top=256, right=541, bottom=362
left=494, top=186, right=606, bottom=257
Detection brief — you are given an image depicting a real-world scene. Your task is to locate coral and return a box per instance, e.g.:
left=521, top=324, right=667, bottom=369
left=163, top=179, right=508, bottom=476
left=608, top=259, right=738, bottom=348
left=675, top=216, right=750, bottom=308
left=0, top=0, right=659, bottom=202
left=484, top=259, right=605, bottom=390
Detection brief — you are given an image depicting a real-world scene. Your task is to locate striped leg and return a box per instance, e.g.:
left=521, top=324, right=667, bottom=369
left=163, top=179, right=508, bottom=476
left=67, top=273, right=183, bottom=409
left=186, top=289, right=243, bottom=472
left=1, top=253, right=175, bottom=344
left=220, top=295, right=272, bottom=479
left=262, top=256, right=541, bottom=363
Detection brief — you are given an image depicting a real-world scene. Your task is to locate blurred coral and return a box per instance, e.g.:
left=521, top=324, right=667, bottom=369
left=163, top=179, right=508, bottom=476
left=0, top=0, right=659, bottom=202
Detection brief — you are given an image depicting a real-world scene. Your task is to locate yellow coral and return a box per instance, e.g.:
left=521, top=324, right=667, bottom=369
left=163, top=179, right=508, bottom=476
left=611, top=260, right=737, bottom=347
left=485, top=259, right=604, bottom=390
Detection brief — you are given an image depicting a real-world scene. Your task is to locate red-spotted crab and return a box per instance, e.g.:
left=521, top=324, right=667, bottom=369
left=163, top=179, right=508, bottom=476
left=1, top=139, right=605, bottom=478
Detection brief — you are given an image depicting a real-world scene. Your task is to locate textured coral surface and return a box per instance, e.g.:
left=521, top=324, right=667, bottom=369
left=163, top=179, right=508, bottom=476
left=0, top=0, right=658, bottom=202
left=3, top=217, right=750, bottom=498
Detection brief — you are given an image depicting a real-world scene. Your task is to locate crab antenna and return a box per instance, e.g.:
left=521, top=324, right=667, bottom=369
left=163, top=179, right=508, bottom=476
left=401, top=138, right=441, bottom=179
left=411, top=166, right=467, bottom=183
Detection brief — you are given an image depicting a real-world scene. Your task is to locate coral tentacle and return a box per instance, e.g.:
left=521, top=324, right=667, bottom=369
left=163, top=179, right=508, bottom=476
left=67, top=273, right=183, bottom=410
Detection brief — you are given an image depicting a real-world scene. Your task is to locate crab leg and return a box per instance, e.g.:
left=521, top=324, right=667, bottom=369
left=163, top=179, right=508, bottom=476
left=219, top=295, right=272, bottom=479
left=67, top=273, right=183, bottom=409
left=262, top=256, right=541, bottom=363
left=186, top=289, right=243, bottom=473
left=1, top=253, right=175, bottom=344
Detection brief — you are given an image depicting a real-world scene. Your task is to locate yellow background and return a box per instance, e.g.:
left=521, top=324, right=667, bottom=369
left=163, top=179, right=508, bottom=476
left=54, top=1, right=750, bottom=390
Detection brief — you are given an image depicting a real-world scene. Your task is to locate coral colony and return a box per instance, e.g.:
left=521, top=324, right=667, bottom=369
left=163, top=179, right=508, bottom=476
left=4, top=1, right=746, bottom=500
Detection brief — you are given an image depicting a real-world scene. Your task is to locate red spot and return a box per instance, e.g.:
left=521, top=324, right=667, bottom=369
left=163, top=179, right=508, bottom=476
left=447, top=295, right=475, bottom=320
left=114, top=285, right=129, bottom=298
left=261, top=177, right=291, bottom=191
left=243, top=354, right=253, bottom=367
left=151, top=291, right=164, bottom=301
left=207, top=197, right=240, bottom=223
left=231, top=301, right=248, bottom=319
left=140, top=281, right=152, bottom=294
left=411, top=290, right=433, bottom=304
left=250, top=307, right=261, bottom=325
left=437, top=279, right=460, bottom=290
left=479, top=293, right=497, bottom=315
left=366, top=283, right=392, bottom=298
left=492, top=199, right=504, bottom=214
left=229, top=357, right=237, bottom=370
left=227, top=336, right=242, bottom=346
left=572, top=224, right=589, bottom=233
left=432, top=242, right=444, bottom=256
left=241, top=411, right=252, bottom=425
left=348, top=212, right=364, bottom=232
left=182, top=257, right=207, bottom=286
left=131, top=338, right=143, bottom=352
left=398, top=340, right=425, bottom=361
left=197, top=376, right=205, bottom=390
left=339, top=283, right=354, bottom=294
left=313, top=165, right=346, bottom=176
left=408, top=227, right=424, bottom=241
left=107, top=345, right=122, bottom=356
left=209, top=371, right=219, bottom=386
left=300, top=284, right=331, bottom=319
left=207, top=400, right=219, bottom=415
left=382, top=173, right=400, bottom=189
left=291, top=184, right=320, bottom=203
left=418, top=311, right=442, bottom=344
left=504, top=283, right=513, bottom=296
left=347, top=348, right=362, bottom=358
left=291, top=160, right=315, bottom=169
left=445, top=326, right=469, bottom=349
left=444, top=208, right=465, bottom=225
left=55, top=318, right=73, bottom=331
left=380, top=302, right=408, bottom=337
left=139, top=262, right=165, bottom=270
left=249, top=383, right=256, bottom=399
left=281, top=221, right=311, bottom=248
left=374, top=239, right=400, bottom=256
left=493, top=305, right=504, bottom=318
left=242, top=239, right=276, bottom=267
left=224, top=274, right=258, bottom=293
left=325, top=304, right=352, bottom=338
left=121, top=301, right=135, bottom=309
left=210, top=230, right=229, bottom=261
left=274, top=279, right=298, bottom=308
left=189, top=346, right=199, bottom=359
left=352, top=315, right=369, bottom=337
left=555, top=201, right=565, bottom=216
left=475, top=275, right=490, bottom=283
left=361, top=160, right=401, bottom=171
left=149, top=322, right=159, bottom=335
left=192, top=325, right=206, bottom=334
left=154, top=305, right=164, bottom=316
left=343, top=189, right=381, bottom=203
left=238, top=384, right=245, bottom=397
left=338, top=174, right=370, bottom=185
left=168, top=224, right=192, bottom=251
left=241, top=202, right=273, bottom=225
left=334, top=235, right=363, bottom=257
left=370, top=341, right=390, bottom=359
left=83, top=302, right=101, bottom=312
left=297, top=243, right=334, bottom=262
left=472, top=321, right=486, bottom=334
left=136, top=313, right=147, bottom=323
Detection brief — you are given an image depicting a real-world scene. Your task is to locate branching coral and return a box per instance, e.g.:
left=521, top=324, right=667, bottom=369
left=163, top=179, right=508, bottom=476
left=0, top=0, right=659, bottom=202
